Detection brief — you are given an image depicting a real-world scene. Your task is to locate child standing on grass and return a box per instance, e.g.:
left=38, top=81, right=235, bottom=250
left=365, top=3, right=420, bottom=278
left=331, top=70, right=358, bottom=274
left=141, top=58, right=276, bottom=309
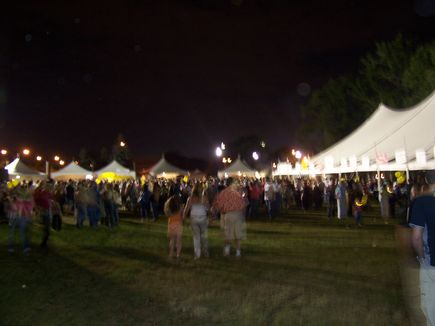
left=165, top=195, right=184, bottom=259
left=353, top=194, right=367, bottom=227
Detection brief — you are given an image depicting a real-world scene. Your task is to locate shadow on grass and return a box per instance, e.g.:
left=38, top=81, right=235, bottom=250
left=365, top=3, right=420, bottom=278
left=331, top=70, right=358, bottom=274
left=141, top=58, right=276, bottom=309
left=0, top=247, right=193, bottom=326
left=81, top=245, right=173, bottom=268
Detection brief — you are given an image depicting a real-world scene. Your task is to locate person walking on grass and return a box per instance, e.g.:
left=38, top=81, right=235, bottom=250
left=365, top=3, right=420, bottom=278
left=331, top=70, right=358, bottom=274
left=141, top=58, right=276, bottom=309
left=213, top=177, right=248, bottom=258
left=335, top=179, right=348, bottom=220
left=184, top=184, right=209, bottom=259
left=8, top=184, right=34, bottom=253
left=33, top=181, right=54, bottom=249
left=409, top=170, right=435, bottom=326
left=165, top=195, right=184, bottom=259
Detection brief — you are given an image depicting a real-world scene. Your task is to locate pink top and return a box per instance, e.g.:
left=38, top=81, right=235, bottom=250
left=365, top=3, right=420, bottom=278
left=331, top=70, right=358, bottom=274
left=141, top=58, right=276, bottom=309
left=15, top=199, right=33, bottom=218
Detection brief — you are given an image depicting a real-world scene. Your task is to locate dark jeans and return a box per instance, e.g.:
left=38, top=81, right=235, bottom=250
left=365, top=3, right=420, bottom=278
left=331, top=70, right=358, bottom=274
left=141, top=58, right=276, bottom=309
left=87, top=206, right=99, bottom=228
left=327, top=201, right=337, bottom=218
left=354, top=211, right=362, bottom=225
left=40, top=213, right=51, bottom=247
left=8, top=216, right=31, bottom=250
left=249, top=199, right=259, bottom=218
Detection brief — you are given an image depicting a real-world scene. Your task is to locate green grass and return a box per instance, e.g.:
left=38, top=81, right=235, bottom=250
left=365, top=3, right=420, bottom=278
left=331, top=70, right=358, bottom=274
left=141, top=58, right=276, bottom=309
left=0, top=209, right=410, bottom=325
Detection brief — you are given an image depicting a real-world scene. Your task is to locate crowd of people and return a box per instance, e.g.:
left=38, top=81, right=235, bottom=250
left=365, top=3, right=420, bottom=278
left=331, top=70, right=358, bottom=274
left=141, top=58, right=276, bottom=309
left=2, top=172, right=434, bottom=325
left=0, top=173, right=428, bottom=256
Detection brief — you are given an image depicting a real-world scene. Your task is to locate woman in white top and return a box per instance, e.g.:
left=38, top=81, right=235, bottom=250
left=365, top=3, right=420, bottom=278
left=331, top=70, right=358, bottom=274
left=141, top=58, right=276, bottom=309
left=184, top=184, right=209, bottom=259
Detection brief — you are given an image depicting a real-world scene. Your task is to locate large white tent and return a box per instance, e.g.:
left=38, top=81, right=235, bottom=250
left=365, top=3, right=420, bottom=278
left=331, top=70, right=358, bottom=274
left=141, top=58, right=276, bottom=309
left=148, top=155, right=188, bottom=179
left=274, top=91, right=435, bottom=176
left=96, top=160, right=136, bottom=179
left=4, top=158, right=45, bottom=180
left=218, top=156, right=260, bottom=179
left=51, top=162, right=92, bottom=181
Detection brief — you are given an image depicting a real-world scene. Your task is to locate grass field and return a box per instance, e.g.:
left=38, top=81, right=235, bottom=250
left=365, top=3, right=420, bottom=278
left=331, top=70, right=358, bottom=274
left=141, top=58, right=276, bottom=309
left=0, top=209, right=411, bottom=325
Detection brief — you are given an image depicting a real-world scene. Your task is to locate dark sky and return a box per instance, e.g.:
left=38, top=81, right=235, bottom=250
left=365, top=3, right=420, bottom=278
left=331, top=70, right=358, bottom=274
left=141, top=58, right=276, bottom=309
left=1, top=0, right=434, bottom=161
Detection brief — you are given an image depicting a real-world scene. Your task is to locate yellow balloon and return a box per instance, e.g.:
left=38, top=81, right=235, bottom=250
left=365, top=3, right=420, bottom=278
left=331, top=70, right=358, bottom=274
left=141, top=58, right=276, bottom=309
left=397, top=176, right=406, bottom=184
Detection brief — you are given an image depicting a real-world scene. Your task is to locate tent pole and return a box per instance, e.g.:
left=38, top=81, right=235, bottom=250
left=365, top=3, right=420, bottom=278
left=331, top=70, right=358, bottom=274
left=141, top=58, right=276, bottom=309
left=377, top=166, right=381, bottom=203
left=46, top=161, right=51, bottom=180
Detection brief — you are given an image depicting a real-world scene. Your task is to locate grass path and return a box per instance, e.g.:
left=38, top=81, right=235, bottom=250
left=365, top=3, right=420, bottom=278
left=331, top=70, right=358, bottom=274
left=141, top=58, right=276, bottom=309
left=0, top=212, right=411, bottom=325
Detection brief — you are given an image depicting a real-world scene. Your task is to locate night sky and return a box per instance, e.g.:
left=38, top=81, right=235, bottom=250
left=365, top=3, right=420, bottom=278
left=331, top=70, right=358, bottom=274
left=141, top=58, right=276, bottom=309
left=1, top=0, right=434, bottom=161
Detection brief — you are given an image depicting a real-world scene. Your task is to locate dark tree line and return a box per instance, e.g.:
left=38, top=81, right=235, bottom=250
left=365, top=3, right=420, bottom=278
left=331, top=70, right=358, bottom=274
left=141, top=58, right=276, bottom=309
left=78, top=133, right=131, bottom=170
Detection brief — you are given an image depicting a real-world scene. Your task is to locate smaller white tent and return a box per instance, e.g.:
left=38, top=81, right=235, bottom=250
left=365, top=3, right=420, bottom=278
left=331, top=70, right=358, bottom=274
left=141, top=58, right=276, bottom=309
left=96, top=160, right=136, bottom=179
left=148, top=155, right=188, bottom=179
left=51, top=162, right=92, bottom=181
left=218, top=156, right=260, bottom=179
left=5, top=158, right=45, bottom=180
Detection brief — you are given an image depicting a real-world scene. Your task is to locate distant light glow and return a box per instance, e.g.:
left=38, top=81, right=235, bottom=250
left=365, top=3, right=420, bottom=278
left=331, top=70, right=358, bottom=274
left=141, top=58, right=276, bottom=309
left=54, top=156, right=60, bottom=161
left=120, top=141, right=126, bottom=147
left=222, top=158, right=227, bottom=163
left=227, top=158, right=232, bottom=164
left=252, top=152, right=259, bottom=160
left=295, top=150, right=302, bottom=160
left=85, top=174, right=93, bottom=180
left=36, top=156, right=42, bottom=161
left=59, top=160, right=65, bottom=166
left=215, top=147, right=222, bottom=157
left=260, top=141, right=266, bottom=148
left=220, top=142, right=226, bottom=150
left=1, top=149, right=7, bottom=155
left=22, top=149, right=30, bottom=156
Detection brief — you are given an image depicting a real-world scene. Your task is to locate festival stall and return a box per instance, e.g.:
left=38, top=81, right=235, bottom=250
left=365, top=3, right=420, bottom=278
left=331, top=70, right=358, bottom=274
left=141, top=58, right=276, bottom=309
left=96, top=160, right=136, bottom=181
left=4, top=158, right=46, bottom=181
left=51, top=161, right=93, bottom=181
left=148, top=155, right=188, bottom=179
left=274, top=91, right=435, bottom=176
left=218, top=155, right=262, bottom=179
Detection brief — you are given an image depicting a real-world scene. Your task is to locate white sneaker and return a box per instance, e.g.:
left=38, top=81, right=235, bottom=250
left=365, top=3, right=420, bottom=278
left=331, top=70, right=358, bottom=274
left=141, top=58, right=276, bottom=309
left=236, top=250, right=242, bottom=258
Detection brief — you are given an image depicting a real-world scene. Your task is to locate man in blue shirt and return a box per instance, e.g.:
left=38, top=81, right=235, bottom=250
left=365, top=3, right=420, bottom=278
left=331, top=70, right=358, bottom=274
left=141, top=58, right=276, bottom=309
left=409, top=170, right=435, bottom=326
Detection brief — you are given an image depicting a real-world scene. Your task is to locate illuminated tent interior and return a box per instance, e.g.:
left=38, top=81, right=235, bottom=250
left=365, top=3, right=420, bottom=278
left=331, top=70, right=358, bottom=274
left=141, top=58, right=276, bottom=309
left=218, top=156, right=260, bottom=179
left=96, top=160, right=136, bottom=180
left=4, top=157, right=45, bottom=181
left=274, top=91, right=435, bottom=176
left=148, top=155, right=188, bottom=179
left=51, top=162, right=92, bottom=181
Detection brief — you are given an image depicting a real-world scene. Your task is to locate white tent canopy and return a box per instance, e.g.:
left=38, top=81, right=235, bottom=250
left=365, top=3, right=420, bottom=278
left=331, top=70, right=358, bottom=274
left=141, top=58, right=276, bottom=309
left=96, top=160, right=136, bottom=179
left=51, top=162, right=92, bottom=181
left=5, top=158, right=45, bottom=180
left=148, top=156, right=188, bottom=179
left=274, top=91, right=435, bottom=176
left=218, top=156, right=260, bottom=179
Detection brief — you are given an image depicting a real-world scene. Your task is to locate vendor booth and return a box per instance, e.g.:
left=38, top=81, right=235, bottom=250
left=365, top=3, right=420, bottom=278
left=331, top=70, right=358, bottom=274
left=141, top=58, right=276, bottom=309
left=51, top=162, right=93, bottom=181
left=148, top=155, right=188, bottom=179
left=4, top=158, right=45, bottom=181
left=274, top=91, right=435, bottom=176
